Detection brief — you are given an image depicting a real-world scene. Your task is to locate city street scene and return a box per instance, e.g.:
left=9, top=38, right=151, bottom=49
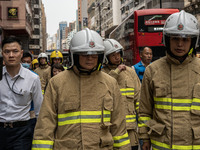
left=0, top=0, right=200, bottom=150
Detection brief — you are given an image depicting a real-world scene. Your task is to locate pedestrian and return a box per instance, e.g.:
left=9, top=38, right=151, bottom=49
left=21, top=51, right=33, bottom=69
left=40, top=50, right=63, bottom=94
left=32, top=59, right=39, bottom=71
left=0, top=36, right=43, bottom=150
left=32, top=28, right=130, bottom=149
left=34, top=52, right=50, bottom=80
left=51, top=63, right=64, bottom=77
left=102, top=39, right=141, bottom=150
left=132, top=47, right=152, bottom=83
left=138, top=10, right=200, bottom=150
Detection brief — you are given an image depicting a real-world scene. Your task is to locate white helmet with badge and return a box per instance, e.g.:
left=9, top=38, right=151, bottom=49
left=103, top=39, right=124, bottom=64
left=163, top=10, right=199, bottom=49
left=70, top=28, right=105, bottom=69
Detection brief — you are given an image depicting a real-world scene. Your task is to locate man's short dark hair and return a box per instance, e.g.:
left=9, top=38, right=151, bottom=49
left=2, top=36, right=22, bottom=49
left=22, top=51, right=33, bottom=61
left=139, top=46, right=152, bottom=54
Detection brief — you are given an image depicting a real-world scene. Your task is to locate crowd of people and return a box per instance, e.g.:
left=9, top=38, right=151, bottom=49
left=0, top=10, right=200, bottom=150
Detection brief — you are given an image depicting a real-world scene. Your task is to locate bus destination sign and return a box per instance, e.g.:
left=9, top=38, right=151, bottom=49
left=145, top=20, right=166, bottom=25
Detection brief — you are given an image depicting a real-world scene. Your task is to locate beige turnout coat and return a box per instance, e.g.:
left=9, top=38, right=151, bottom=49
left=32, top=67, right=131, bottom=150
left=35, top=64, right=50, bottom=80
left=102, top=64, right=141, bottom=147
left=138, top=53, right=200, bottom=149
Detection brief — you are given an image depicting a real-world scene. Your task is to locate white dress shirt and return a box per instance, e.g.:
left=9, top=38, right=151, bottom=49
left=0, top=65, right=43, bottom=122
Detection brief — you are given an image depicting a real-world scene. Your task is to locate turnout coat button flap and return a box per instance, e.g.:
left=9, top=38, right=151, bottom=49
left=103, top=93, right=113, bottom=111
left=64, top=101, right=79, bottom=111
left=192, top=126, right=200, bottom=140
left=191, top=83, right=200, bottom=115
left=146, top=119, right=166, bottom=136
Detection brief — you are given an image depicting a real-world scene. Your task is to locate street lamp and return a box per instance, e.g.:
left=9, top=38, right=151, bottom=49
left=160, top=0, right=162, bottom=8
left=97, top=3, right=101, bottom=36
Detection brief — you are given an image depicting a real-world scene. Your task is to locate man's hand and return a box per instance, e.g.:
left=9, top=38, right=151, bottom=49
left=142, top=141, right=151, bottom=150
left=117, top=64, right=126, bottom=72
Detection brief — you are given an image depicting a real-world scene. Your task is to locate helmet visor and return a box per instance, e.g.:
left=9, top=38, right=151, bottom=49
left=165, top=33, right=197, bottom=38
left=74, top=51, right=104, bottom=55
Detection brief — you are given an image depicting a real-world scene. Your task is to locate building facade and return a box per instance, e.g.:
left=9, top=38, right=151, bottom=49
left=0, top=0, right=33, bottom=51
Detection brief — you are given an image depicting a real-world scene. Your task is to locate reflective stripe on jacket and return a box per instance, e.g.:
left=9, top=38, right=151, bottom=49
left=102, top=64, right=141, bottom=146
left=32, top=66, right=130, bottom=150
left=138, top=53, right=200, bottom=149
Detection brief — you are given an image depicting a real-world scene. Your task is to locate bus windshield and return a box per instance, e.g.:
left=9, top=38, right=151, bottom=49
left=138, top=14, right=171, bottom=32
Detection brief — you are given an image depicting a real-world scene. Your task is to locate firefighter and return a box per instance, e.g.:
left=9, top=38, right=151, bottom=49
left=32, top=28, right=130, bottom=150
left=138, top=10, right=200, bottom=150
left=35, top=52, right=50, bottom=80
left=40, top=51, right=63, bottom=94
left=102, top=39, right=141, bottom=150
left=32, top=59, right=39, bottom=71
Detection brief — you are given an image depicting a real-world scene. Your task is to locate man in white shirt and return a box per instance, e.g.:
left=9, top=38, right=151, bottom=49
left=0, top=36, right=43, bottom=150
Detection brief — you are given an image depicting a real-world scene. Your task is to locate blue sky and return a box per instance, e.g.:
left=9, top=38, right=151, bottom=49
left=43, top=0, right=78, bottom=36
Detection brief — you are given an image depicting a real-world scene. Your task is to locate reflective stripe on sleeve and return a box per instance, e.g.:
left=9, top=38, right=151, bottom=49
left=151, top=139, right=200, bottom=150
left=113, top=132, right=130, bottom=148
left=191, top=98, right=200, bottom=111
left=126, top=115, right=136, bottom=123
left=136, top=102, right=139, bottom=110
left=32, top=140, right=54, bottom=150
left=120, top=88, right=134, bottom=96
left=138, top=116, right=151, bottom=127
left=58, top=110, right=111, bottom=126
left=154, top=97, right=193, bottom=111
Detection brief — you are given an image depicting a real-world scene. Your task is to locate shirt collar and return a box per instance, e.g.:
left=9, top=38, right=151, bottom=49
left=3, top=64, right=26, bottom=79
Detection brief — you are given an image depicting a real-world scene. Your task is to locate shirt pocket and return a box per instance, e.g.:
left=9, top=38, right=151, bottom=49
left=14, top=90, right=31, bottom=106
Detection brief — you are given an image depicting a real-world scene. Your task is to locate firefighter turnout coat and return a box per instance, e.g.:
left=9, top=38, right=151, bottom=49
left=138, top=53, right=200, bottom=149
left=32, top=66, right=131, bottom=150
left=40, top=66, right=51, bottom=94
left=35, top=64, right=50, bottom=80
left=102, top=64, right=141, bottom=146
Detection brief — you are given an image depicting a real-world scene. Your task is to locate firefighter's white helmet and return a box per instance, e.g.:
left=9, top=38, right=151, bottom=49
left=70, top=28, right=105, bottom=67
left=104, top=39, right=124, bottom=56
left=38, top=53, right=48, bottom=61
left=103, top=39, right=124, bottom=63
left=163, top=10, right=199, bottom=48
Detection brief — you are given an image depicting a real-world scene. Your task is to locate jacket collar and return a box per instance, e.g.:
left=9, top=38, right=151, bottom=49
left=72, top=66, right=99, bottom=76
left=166, top=52, right=194, bottom=65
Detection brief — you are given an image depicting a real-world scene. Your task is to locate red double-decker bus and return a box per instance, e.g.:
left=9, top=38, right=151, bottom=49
left=109, top=9, right=179, bottom=66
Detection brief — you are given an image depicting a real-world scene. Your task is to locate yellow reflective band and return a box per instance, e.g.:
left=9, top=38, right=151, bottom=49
left=32, top=140, right=54, bottom=150
left=154, top=97, right=194, bottom=111
left=42, top=90, right=44, bottom=95
left=120, top=88, right=134, bottom=96
left=151, top=139, right=170, bottom=149
left=193, top=98, right=200, bottom=103
left=138, top=116, right=151, bottom=121
left=154, top=97, right=171, bottom=102
left=138, top=116, right=151, bottom=127
left=136, top=102, right=139, bottom=106
left=151, top=139, right=200, bottom=150
left=113, top=132, right=130, bottom=148
left=58, top=110, right=111, bottom=126
left=126, top=115, right=136, bottom=123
